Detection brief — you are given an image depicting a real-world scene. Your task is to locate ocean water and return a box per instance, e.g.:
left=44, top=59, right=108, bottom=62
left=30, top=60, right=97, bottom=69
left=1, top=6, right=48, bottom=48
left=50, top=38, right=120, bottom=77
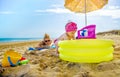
left=0, top=38, right=41, bottom=43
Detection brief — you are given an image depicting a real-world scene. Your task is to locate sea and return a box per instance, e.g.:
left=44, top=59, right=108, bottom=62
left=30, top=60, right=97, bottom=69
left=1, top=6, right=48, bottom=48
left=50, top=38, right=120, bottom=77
left=0, top=38, right=41, bottom=43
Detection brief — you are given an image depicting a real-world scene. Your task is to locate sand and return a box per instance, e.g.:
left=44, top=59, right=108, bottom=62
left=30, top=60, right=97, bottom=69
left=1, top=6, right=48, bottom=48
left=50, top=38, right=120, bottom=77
left=0, top=34, right=120, bottom=77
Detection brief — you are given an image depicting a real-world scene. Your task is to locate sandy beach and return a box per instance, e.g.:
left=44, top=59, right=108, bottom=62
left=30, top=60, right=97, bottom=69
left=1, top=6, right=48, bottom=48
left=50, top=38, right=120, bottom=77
left=0, top=31, right=120, bottom=77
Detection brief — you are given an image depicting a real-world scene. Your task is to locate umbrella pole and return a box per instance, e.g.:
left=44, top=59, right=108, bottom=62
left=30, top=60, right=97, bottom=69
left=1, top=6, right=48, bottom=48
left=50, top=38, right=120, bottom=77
left=85, top=0, right=87, bottom=26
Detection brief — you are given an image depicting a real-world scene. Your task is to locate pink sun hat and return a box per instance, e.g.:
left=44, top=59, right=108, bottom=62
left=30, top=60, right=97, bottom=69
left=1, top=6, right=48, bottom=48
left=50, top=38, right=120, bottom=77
left=65, top=22, right=77, bottom=32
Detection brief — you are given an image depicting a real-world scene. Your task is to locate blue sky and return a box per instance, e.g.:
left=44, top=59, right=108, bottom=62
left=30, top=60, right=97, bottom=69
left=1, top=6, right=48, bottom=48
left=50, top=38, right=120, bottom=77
left=0, top=0, right=120, bottom=38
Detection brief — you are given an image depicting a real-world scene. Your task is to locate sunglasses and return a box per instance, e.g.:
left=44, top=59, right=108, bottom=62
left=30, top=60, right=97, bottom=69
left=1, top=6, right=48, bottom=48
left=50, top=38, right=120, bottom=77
left=44, top=40, right=51, bottom=42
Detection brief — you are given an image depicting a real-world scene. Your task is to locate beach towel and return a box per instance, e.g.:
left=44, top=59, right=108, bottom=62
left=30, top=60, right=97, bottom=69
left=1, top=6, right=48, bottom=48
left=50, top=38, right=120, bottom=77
left=28, top=47, right=43, bottom=51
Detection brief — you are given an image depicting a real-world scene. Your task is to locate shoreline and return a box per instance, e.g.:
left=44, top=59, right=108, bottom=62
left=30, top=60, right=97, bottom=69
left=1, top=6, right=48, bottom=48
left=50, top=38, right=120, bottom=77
left=0, top=40, right=41, bottom=45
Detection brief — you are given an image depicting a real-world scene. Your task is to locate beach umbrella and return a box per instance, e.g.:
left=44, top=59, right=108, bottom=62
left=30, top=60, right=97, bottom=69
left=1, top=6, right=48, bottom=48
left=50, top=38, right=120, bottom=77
left=64, top=0, right=108, bottom=25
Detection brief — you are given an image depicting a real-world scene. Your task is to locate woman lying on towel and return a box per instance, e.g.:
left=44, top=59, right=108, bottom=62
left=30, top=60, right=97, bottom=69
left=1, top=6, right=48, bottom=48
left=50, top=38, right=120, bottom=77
left=35, top=33, right=55, bottom=50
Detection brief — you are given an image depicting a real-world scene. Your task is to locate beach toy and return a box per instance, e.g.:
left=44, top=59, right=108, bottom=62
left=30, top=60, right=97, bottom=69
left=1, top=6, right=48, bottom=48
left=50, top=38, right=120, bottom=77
left=20, top=57, right=26, bottom=61
left=58, top=39, right=114, bottom=63
left=7, top=56, right=20, bottom=67
left=2, top=50, right=22, bottom=67
left=28, top=47, right=43, bottom=51
left=19, top=57, right=29, bottom=65
left=77, top=24, right=96, bottom=39
left=37, top=48, right=43, bottom=50
left=18, top=59, right=29, bottom=65
left=28, top=47, right=35, bottom=51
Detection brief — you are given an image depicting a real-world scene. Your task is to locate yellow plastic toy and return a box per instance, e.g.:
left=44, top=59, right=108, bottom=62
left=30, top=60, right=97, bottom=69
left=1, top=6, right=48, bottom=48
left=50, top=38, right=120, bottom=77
left=2, top=50, right=22, bottom=67
left=58, top=39, right=114, bottom=63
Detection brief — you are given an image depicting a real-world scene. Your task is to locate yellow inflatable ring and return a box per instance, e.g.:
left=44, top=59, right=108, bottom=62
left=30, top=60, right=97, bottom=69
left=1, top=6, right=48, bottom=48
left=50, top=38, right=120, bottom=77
left=58, top=39, right=114, bottom=63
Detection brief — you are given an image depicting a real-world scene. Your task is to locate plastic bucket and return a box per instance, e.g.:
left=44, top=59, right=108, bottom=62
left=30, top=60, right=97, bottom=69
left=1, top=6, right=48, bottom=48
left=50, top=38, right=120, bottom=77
left=2, top=50, right=22, bottom=67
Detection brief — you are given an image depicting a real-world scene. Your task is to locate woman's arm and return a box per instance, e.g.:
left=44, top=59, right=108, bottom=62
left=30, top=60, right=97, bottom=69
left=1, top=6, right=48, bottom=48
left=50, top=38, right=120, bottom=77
left=36, top=41, right=44, bottom=48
